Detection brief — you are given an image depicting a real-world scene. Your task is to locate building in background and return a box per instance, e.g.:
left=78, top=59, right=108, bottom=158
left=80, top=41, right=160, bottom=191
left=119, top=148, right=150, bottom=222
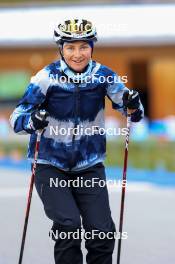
left=0, top=3, right=175, bottom=123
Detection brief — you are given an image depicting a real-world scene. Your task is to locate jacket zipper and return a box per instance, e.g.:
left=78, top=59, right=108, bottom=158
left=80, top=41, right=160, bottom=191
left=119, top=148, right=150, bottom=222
left=69, top=84, right=80, bottom=170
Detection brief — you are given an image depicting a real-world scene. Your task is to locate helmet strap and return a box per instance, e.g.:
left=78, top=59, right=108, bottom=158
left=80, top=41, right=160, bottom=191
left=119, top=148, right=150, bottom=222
left=59, top=45, right=64, bottom=59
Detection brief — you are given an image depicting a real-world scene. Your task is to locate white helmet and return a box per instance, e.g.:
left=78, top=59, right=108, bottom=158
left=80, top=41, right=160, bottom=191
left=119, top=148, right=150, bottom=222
left=54, top=18, right=97, bottom=45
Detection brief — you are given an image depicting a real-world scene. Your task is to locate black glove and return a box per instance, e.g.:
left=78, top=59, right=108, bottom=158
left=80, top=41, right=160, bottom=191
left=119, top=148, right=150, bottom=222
left=122, top=90, right=140, bottom=110
left=30, top=110, right=49, bottom=130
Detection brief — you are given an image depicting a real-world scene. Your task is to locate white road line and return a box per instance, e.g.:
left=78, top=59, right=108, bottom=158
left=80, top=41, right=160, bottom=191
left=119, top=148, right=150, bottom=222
left=0, top=183, right=174, bottom=197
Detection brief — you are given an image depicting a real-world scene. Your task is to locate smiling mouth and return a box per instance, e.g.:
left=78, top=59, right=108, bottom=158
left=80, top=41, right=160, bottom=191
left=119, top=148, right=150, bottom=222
left=72, top=60, right=84, bottom=64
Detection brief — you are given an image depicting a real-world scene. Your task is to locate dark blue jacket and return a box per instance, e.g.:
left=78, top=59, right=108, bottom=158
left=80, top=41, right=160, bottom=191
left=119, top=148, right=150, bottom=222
left=10, top=59, right=144, bottom=171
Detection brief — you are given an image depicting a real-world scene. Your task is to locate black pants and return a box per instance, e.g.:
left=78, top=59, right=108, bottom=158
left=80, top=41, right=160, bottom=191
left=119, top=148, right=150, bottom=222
left=34, top=163, right=116, bottom=264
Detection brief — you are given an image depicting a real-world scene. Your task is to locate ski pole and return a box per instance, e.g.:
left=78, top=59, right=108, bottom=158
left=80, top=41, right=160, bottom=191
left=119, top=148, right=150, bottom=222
left=117, top=108, right=132, bottom=264
left=18, top=111, right=46, bottom=264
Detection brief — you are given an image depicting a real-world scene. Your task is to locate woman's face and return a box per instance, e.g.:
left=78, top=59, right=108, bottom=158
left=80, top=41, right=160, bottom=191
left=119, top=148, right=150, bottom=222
left=62, top=41, right=92, bottom=72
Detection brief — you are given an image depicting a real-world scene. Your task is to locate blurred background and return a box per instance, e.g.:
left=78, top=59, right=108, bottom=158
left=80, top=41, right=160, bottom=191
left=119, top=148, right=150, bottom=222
left=0, top=1, right=175, bottom=264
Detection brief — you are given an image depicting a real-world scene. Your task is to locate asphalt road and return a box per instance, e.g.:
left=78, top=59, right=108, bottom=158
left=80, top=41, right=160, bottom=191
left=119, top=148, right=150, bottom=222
left=0, top=168, right=175, bottom=264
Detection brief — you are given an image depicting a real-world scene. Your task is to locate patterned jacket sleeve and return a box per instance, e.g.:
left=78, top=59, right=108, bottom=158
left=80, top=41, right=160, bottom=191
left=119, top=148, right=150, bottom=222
left=105, top=70, right=144, bottom=122
left=9, top=68, right=50, bottom=134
